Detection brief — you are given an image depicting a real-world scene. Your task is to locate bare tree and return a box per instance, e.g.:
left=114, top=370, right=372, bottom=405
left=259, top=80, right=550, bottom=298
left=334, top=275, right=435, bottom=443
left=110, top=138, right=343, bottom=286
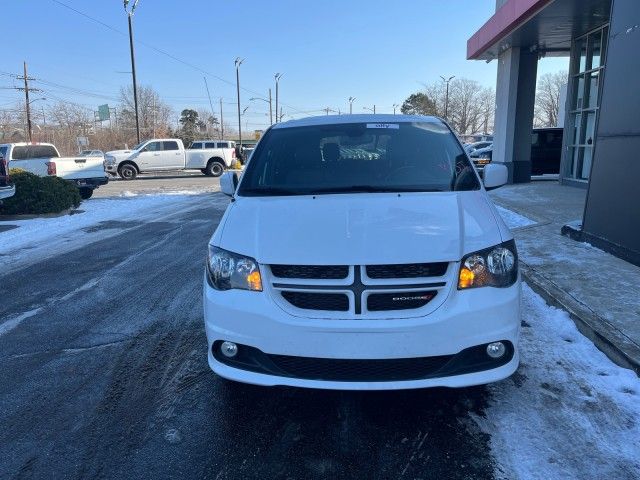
left=119, top=85, right=173, bottom=142
left=418, top=78, right=495, bottom=135
left=534, top=71, right=568, bottom=127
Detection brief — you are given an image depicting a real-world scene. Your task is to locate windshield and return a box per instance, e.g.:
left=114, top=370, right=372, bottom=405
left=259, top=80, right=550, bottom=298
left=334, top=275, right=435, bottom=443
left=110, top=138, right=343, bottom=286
left=238, top=122, right=479, bottom=196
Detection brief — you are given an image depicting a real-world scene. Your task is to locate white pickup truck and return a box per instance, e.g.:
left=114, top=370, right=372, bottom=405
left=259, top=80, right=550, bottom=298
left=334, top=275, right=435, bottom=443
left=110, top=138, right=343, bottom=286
left=0, top=143, right=108, bottom=199
left=104, top=139, right=236, bottom=179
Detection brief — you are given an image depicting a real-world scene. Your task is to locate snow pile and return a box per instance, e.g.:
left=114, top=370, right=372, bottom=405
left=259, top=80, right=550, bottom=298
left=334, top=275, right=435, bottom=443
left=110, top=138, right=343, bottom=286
left=495, top=205, right=536, bottom=229
left=0, top=193, right=212, bottom=271
left=474, top=284, right=640, bottom=479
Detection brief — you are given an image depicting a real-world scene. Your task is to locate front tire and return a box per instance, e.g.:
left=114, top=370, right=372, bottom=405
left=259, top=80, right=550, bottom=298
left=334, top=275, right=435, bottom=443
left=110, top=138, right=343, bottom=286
left=79, top=187, right=94, bottom=200
left=118, top=164, right=138, bottom=180
left=205, top=161, right=225, bottom=177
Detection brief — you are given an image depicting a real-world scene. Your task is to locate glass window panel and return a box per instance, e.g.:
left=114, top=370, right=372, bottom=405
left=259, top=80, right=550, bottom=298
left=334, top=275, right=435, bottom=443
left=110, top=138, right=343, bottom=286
left=572, top=114, right=582, bottom=145
left=587, top=71, right=600, bottom=108
left=578, top=38, right=588, bottom=72
left=574, top=75, right=585, bottom=109
left=581, top=147, right=593, bottom=179
left=584, top=112, right=596, bottom=146
left=590, top=30, right=602, bottom=69
left=571, top=147, right=582, bottom=178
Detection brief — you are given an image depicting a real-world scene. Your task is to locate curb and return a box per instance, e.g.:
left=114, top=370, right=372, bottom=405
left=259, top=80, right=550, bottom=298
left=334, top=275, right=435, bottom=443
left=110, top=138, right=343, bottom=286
left=521, top=262, right=640, bottom=376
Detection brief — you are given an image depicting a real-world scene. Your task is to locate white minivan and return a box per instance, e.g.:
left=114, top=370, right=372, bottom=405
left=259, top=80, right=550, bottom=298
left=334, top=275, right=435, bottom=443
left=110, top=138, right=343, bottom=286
left=204, top=115, right=520, bottom=390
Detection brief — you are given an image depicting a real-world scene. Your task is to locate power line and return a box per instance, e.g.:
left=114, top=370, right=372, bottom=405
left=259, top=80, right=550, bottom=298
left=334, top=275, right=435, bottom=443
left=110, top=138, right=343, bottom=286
left=50, top=0, right=311, bottom=115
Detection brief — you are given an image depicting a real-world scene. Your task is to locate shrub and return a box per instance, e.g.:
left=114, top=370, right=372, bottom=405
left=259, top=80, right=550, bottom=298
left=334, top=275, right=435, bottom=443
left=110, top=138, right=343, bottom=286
left=0, top=169, right=81, bottom=215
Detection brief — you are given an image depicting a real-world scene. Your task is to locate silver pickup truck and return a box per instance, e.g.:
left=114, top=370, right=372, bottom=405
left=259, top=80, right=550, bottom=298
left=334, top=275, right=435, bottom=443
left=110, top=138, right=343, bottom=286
left=0, top=143, right=108, bottom=199
left=104, top=139, right=236, bottom=179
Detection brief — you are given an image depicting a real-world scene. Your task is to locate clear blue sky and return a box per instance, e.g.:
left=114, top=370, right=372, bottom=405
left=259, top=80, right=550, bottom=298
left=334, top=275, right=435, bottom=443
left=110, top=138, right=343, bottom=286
left=1, top=0, right=567, bottom=130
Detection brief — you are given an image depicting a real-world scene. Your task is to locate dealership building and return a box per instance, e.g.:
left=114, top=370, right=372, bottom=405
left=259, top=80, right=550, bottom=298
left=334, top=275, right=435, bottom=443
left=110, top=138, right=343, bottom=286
left=468, top=0, right=639, bottom=265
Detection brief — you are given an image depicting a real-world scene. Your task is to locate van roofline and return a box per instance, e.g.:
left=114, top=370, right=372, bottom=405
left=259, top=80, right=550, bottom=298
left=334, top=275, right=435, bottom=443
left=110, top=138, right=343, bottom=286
left=272, top=114, right=446, bottom=129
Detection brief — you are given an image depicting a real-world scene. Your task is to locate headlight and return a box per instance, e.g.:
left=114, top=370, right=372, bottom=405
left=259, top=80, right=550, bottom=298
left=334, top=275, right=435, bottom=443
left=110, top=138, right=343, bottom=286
left=206, top=246, right=262, bottom=291
left=105, top=155, right=116, bottom=165
left=458, top=240, right=517, bottom=289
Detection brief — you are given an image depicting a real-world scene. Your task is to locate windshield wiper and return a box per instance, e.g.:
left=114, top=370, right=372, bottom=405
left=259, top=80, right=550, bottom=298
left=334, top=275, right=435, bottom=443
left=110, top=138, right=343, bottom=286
left=240, top=187, right=303, bottom=196
left=309, top=185, right=446, bottom=194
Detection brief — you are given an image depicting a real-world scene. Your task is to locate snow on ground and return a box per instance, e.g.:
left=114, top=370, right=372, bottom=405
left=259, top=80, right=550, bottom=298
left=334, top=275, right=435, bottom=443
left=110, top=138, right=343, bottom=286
left=473, top=284, right=640, bottom=480
left=495, top=205, right=536, bottom=229
left=0, top=192, right=212, bottom=273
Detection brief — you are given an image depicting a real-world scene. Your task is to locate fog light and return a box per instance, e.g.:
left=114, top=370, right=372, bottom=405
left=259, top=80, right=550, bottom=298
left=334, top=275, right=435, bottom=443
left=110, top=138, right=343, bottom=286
left=220, top=341, right=238, bottom=358
left=486, top=342, right=506, bottom=359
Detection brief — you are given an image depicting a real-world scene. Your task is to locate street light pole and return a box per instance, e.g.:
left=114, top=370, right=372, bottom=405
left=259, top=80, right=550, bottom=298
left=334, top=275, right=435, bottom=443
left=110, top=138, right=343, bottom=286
left=363, top=105, right=376, bottom=114
left=393, top=103, right=399, bottom=115
left=235, top=57, right=244, bottom=153
left=125, top=0, right=141, bottom=144
left=348, top=96, right=355, bottom=114
left=440, top=75, right=455, bottom=121
left=274, top=73, right=283, bottom=123
left=250, top=96, right=272, bottom=126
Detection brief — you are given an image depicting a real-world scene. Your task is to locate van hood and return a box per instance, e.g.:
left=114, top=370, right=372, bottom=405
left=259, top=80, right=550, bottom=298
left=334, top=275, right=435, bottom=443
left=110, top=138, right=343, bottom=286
left=217, top=192, right=504, bottom=265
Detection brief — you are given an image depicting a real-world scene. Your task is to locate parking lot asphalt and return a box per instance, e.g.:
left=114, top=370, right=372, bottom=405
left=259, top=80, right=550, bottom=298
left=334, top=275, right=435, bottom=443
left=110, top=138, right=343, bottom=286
left=95, top=172, right=222, bottom=198
left=0, top=186, right=495, bottom=480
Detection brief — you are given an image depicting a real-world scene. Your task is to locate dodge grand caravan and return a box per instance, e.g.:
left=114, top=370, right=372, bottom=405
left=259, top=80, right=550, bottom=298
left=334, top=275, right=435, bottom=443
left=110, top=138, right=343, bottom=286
left=204, top=115, right=520, bottom=390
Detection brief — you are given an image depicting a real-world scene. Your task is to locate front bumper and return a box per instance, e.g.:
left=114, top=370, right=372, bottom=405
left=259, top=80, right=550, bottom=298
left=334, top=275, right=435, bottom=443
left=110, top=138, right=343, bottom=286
left=105, top=164, right=118, bottom=174
left=203, top=274, right=521, bottom=390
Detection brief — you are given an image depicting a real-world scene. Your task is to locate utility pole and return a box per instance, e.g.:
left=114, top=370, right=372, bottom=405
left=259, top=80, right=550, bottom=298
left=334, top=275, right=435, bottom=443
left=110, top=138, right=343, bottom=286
left=235, top=58, right=244, bottom=152
left=219, top=97, right=224, bottom=140
left=279, top=107, right=283, bottom=122
left=348, top=96, right=356, bottom=114
left=23, top=62, right=33, bottom=142
left=440, top=75, right=455, bottom=120
left=15, top=62, right=42, bottom=142
left=125, top=0, right=141, bottom=144
left=274, top=73, right=283, bottom=123
left=268, top=88, right=273, bottom=125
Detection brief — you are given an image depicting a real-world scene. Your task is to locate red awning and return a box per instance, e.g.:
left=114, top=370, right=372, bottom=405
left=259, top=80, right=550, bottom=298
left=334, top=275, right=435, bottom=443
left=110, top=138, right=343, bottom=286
left=467, top=0, right=554, bottom=60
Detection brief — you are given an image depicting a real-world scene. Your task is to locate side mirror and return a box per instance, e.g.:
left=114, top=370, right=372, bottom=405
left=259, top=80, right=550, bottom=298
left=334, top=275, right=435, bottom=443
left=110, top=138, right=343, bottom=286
left=483, top=163, right=508, bottom=190
left=220, top=171, right=238, bottom=196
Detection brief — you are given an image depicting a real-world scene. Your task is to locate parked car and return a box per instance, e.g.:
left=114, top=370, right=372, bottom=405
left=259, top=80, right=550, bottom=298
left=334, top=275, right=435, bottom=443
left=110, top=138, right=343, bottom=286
left=204, top=114, right=519, bottom=390
left=464, top=141, right=492, bottom=155
left=0, top=143, right=108, bottom=199
left=104, top=138, right=236, bottom=179
left=0, top=153, right=15, bottom=202
left=79, top=149, right=105, bottom=159
left=469, top=128, right=564, bottom=175
left=469, top=144, right=494, bottom=170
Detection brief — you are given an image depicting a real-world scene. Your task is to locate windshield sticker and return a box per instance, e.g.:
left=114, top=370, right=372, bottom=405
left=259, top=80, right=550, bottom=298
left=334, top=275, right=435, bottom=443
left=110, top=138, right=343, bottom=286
left=366, top=123, right=400, bottom=129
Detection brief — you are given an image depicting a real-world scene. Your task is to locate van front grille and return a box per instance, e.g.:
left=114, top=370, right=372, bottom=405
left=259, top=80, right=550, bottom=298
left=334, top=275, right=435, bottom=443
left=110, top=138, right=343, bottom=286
left=271, top=264, right=348, bottom=280
left=366, top=263, right=448, bottom=279
left=367, top=291, right=436, bottom=311
left=281, top=291, right=349, bottom=311
left=272, top=264, right=449, bottom=315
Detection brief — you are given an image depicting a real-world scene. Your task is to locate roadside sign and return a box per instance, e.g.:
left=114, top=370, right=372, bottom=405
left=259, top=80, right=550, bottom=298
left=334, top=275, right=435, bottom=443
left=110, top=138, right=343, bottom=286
left=98, top=104, right=111, bottom=121
left=76, top=136, right=89, bottom=147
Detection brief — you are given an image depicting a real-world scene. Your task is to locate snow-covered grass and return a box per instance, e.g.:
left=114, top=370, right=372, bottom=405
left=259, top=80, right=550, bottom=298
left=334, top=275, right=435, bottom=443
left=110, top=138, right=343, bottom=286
left=495, top=205, right=536, bottom=229
left=473, top=284, right=640, bottom=480
left=0, top=193, right=211, bottom=272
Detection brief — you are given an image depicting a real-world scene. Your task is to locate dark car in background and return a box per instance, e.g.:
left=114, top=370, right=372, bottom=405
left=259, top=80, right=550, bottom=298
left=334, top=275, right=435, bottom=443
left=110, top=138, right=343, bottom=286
left=469, top=127, right=563, bottom=175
